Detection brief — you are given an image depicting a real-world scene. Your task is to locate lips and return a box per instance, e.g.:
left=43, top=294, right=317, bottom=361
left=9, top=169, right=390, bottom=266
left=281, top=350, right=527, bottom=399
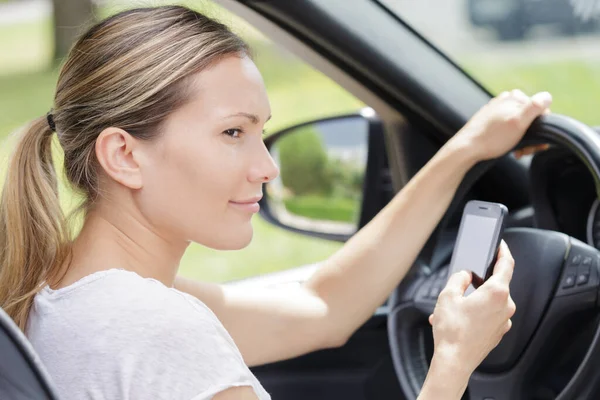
left=231, top=195, right=263, bottom=204
left=229, top=195, right=262, bottom=213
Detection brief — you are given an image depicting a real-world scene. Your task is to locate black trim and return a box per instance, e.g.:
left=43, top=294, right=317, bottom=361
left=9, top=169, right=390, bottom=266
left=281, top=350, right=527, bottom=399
left=371, top=0, right=493, bottom=98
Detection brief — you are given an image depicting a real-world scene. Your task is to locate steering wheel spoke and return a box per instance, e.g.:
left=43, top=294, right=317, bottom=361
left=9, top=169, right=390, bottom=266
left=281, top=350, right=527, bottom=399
left=468, top=370, right=523, bottom=400
left=413, top=267, right=448, bottom=315
left=554, top=242, right=600, bottom=301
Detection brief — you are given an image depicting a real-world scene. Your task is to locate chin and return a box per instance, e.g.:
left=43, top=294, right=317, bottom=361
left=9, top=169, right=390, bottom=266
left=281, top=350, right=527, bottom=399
left=199, top=224, right=254, bottom=250
left=224, top=233, right=253, bottom=250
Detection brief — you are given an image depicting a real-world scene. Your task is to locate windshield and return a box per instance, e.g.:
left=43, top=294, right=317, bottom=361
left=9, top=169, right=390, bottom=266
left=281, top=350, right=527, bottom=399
left=379, top=0, right=600, bottom=126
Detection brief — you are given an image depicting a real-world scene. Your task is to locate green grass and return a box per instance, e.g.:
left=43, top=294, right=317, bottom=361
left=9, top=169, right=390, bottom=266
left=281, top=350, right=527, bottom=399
left=464, top=59, right=600, bottom=126
left=284, top=195, right=359, bottom=223
left=0, top=19, right=53, bottom=76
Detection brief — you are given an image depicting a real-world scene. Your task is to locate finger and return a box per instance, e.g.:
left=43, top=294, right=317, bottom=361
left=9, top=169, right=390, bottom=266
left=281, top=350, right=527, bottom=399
left=497, top=91, right=510, bottom=100
left=428, top=314, right=434, bottom=326
left=443, top=270, right=472, bottom=297
left=504, top=319, right=513, bottom=334
left=514, top=144, right=550, bottom=159
left=507, top=296, right=517, bottom=318
left=525, top=144, right=549, bottom=154
left=510, top=89, right=530, bottom=104
left=513, top=149, right=524, bottom=159
left=520, top=144, right=549, bottom=156
left=491, top=240, right=515, bottom=285
left=528, top=92, right=553, bottom=117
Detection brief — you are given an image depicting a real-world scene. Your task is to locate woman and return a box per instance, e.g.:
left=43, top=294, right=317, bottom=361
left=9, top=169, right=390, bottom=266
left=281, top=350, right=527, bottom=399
left=0, top=6, right=551, bottom=400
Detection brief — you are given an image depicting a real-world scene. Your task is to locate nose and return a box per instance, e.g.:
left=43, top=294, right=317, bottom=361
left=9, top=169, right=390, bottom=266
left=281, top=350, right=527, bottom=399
left=248, top=141, right=280, bottom=184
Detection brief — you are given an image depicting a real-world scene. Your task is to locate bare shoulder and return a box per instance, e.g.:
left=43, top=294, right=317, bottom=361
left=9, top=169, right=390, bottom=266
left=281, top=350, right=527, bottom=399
left=212, top=385, right=260, bottom=400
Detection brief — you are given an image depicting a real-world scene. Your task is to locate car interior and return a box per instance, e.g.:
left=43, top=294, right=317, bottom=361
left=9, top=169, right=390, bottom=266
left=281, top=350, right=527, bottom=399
left=0, top=307, right=59, bottom=400
left=3, top=0, right=600, bottom=399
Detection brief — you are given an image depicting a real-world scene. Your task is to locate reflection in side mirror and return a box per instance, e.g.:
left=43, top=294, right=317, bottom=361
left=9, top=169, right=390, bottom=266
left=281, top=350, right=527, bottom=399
left=264, top=115, right=369, bottom=237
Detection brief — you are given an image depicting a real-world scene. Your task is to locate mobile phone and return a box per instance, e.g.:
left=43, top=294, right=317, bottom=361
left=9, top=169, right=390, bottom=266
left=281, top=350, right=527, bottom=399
left=448, top=200, right=508, bottom=291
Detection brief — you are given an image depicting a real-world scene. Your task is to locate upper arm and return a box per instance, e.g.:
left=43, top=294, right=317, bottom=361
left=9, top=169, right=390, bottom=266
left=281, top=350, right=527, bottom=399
left=212, top=386, right=260, bottom=400
left=174, top=276, right=335, bottom=366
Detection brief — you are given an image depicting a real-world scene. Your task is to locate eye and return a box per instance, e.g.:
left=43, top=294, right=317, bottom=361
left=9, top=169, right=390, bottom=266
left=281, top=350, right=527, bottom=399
left=223, top=128, right=242, bottom=138
left=262, top=129, right=268, bottom=138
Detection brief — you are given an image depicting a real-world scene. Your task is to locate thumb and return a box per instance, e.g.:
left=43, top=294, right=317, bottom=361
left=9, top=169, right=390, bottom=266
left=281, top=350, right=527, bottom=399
left=445, top=270, right=472, bottom=297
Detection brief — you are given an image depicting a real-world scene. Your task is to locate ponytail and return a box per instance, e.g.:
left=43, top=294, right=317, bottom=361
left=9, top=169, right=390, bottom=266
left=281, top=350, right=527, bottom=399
left=0, top=116, right=70, bottom=330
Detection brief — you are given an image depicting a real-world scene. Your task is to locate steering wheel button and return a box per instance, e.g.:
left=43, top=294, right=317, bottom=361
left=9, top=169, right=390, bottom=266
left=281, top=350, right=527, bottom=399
left=577, top=273, right=590, bottom=286
left=429, top=285, right=442, bottom=299
left=563, top=274, right=576, bottom=288
left=579, top=265, right=591, bottom=275
left=571, top=254, right=582, bottom=265
left=416, top=283, right=431, bottom=301
left=583, top=256, right=593, bottom=266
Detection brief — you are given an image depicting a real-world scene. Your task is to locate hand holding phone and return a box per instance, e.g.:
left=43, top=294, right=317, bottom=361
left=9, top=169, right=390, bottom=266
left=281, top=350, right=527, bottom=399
left=448, top=200, right=508, bottom=292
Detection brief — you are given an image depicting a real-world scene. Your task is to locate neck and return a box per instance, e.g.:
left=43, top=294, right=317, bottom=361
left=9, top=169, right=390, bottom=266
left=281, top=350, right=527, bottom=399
left=56, top=204, right=189, bottom=289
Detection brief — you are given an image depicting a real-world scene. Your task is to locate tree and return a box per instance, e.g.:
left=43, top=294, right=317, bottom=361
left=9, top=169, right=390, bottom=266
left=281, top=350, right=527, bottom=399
left=276, top=127, right=332, bottom=196
left=52, top=0, right=95, bottom=62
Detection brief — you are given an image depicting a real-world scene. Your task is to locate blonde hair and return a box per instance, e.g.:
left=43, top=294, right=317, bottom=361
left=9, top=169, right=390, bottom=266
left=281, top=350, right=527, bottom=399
left=0, top=6, right=249, bottom=330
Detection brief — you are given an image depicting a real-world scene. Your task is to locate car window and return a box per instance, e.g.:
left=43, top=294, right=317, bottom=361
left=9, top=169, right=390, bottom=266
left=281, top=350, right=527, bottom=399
left=0, top=0, right=365, bottom=283
left=378, top=0, right=600, bottom=126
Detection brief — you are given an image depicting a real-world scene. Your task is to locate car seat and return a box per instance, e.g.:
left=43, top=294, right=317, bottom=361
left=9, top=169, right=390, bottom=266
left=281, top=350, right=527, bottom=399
left=0, top=307, right=59, bottom=399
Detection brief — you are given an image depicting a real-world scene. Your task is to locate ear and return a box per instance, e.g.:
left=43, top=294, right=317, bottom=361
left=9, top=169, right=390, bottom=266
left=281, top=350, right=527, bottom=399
left=95, top=127, right=143, bottom=190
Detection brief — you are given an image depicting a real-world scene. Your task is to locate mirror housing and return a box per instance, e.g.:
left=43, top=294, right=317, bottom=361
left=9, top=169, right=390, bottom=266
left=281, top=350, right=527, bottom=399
left=260, top=108, right=391, bottom=242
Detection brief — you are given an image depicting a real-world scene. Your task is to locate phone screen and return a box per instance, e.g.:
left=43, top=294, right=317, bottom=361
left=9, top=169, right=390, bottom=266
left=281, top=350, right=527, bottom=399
left=452, top=213, right=500, bottom=287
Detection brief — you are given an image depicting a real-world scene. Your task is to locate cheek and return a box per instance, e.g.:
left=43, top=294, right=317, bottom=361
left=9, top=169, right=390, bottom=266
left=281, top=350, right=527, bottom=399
left=135, top=137, right=252, bottom=247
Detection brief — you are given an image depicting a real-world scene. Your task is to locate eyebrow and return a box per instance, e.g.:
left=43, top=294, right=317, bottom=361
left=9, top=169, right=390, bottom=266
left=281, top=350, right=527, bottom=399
left=226, top=112, right=272, bottom=125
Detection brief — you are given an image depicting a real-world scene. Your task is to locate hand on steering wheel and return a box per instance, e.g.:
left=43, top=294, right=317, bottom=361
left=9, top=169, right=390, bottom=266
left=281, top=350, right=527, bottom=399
left=451, top=89, right=552, bottom=162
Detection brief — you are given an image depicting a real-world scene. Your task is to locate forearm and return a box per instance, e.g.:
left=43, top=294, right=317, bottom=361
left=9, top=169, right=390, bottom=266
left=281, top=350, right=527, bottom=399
left=305, top=136, right=478, bottom=342
left=418, top=353, right=471, bottom=400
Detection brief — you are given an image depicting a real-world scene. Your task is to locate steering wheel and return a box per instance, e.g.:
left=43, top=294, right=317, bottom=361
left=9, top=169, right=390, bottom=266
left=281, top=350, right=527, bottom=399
left=388, top=114, right=600, bottom=400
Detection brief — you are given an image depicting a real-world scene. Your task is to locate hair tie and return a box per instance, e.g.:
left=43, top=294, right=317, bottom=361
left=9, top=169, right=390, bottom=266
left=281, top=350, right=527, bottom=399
left=46, top=111, right=56, bottom=132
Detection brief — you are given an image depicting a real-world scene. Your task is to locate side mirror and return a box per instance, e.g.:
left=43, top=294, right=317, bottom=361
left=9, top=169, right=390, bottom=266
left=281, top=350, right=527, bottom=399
left=260, top=109, right=384, bottom=242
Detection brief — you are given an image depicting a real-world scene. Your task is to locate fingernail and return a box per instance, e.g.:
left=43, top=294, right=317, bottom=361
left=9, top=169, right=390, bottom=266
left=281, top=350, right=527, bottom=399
left=535, top=92, right=552, bottom=108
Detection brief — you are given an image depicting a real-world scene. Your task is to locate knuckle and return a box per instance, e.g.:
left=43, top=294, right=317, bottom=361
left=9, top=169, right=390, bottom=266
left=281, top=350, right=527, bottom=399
left=489, top=283, right=510, bottom=301
left=438, top=287, right=455, bottom=301
left=507, top=299, right=517, bottom=317
left=499, top=255, right=515, bottom=270
left=504, top=319, right=513, bottom=333
left=506, top=114, right=523, bottom=129
left=505, top=255, right=515, bottom=267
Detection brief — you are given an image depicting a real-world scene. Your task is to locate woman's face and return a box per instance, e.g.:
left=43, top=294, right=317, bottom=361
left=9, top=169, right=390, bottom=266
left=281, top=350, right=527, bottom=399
left=134, top=55, right=279, bottom=250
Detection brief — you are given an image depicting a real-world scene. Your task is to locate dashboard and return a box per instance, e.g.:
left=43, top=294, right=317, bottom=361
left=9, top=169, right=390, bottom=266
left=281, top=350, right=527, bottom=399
left=529, top=148, right=600, bottom=249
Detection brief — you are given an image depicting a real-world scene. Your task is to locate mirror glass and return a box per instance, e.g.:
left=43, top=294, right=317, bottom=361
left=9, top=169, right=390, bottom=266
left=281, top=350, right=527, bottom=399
left=266, top=116, right=369, bottom=236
